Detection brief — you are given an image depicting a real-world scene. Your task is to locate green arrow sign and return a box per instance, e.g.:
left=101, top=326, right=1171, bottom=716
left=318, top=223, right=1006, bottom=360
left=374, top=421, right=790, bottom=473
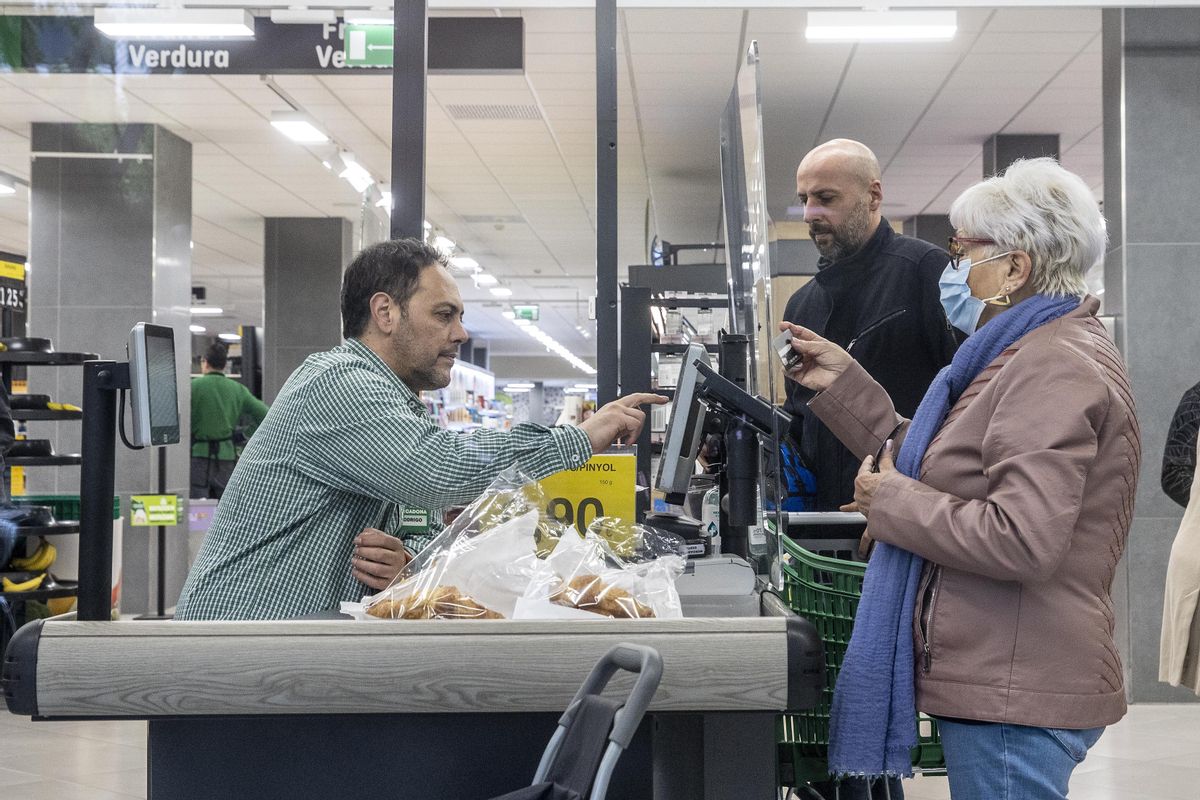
left=513, top=304, right=539, bottom=321
left=344, top=24, right=393, bottom=68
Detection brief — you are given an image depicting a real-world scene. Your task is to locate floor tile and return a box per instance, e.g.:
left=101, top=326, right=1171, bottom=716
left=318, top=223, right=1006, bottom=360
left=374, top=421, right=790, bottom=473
left=73, top=767, right=148, bottom=796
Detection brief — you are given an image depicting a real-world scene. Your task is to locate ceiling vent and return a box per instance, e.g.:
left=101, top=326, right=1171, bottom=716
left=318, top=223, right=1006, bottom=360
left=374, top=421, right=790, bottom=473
left=446, top=103, right=541, bottom=121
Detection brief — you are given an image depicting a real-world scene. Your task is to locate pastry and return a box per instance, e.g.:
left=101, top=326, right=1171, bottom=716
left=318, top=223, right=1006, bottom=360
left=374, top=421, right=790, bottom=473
left=549, top=574, right=655, bottom=619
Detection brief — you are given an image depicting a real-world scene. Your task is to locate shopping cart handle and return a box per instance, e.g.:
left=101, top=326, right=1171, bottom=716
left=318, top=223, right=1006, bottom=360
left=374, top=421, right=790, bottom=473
left=556, top=643, right=663, bottom=751
left=605, top=643, right=655, bottom=675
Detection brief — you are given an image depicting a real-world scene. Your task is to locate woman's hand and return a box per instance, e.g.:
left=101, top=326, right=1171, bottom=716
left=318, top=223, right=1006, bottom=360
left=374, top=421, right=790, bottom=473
left=779, top=322, right=854, bottom=392
left=840, top=439, right=897, bottom=519
left=352, top=528, right=413, bottom=590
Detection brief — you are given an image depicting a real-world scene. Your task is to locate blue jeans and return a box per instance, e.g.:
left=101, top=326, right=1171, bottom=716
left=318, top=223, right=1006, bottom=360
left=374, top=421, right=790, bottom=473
left=938, top=719, right=1104, bottom=799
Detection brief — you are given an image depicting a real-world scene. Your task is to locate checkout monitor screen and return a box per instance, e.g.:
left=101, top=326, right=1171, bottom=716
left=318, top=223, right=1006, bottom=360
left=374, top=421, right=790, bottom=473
left=129, top=322, right=181, bottom=446
left=146, top=331, right=179, bottom=441
left=655, top=343, right=711, bottom=503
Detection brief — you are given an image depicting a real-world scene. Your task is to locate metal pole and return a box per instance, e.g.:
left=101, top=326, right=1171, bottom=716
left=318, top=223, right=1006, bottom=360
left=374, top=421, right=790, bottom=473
left=391, top=0, right=428, bottom=240
left=619, top=286, right=651, bottom=520
left=78, top=361, right=118, bottom=621
left=596, top=0, right=618, bottom=405
left=155, top=448, right=167, bottom=618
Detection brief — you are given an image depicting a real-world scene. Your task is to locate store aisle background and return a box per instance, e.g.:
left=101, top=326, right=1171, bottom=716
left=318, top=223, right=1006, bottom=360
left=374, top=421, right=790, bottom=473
left=0, top=704, right=1196, bottom=799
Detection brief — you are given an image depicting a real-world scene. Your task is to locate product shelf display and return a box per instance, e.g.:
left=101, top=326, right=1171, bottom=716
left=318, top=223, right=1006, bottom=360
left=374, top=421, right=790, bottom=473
left=0, top=343, right=102, bottom=650
left=421, top=360, right=509, bottom=432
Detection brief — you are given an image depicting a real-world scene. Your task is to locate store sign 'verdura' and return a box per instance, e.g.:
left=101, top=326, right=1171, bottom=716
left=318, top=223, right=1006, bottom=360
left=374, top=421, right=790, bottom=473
left=0, top=16, right=522, bottom=75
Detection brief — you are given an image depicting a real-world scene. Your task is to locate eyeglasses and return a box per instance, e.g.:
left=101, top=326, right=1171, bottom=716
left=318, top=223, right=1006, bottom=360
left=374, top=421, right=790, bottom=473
left=948, top=236, right=997, bottom=270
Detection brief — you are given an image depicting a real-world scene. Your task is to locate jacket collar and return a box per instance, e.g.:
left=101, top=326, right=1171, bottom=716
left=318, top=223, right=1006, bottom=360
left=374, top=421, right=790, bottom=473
left=814, top=218, right=894, bottom=289
left=345, top=337, right=428, bottom=415
left=1070, top=295, right=1101, bottom=319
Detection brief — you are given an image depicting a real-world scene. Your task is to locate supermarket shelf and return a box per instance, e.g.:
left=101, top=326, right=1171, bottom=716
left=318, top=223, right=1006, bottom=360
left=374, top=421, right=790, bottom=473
left=8, top=455, right=83, bottom=467
left=11, top=409, right=83, bottom=422
left=0, top=351, right=98, bottom=365
left=0, top=574, right=78, bottom=602
left=9, top=522, right=80, bottom=538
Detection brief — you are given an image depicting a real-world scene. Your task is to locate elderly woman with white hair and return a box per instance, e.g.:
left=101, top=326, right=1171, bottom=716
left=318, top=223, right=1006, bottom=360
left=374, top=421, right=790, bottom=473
left=781, top=158, right=1140, bottom=799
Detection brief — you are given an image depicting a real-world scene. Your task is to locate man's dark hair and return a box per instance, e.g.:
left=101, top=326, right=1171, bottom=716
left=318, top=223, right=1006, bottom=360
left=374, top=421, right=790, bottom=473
left=204, top=341, right=228, bottom=371
left=341, top=238, right=449, bottom=339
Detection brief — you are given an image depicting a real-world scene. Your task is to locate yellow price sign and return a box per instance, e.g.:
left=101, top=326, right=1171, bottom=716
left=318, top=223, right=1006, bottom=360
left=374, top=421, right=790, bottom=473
left=536, top=452, right=636, bottom=535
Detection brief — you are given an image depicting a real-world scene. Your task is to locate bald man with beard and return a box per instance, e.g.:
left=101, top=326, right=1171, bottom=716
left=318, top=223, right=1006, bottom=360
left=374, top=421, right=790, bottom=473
left=782, top=139, right=961, bottom=797
left=783, top=139, right=961, bottom=514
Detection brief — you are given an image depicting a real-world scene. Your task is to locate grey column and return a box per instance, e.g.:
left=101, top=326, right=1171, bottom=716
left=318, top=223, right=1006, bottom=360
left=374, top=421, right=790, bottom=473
left=902, top=215, right=955, bottom=250
left=982, top=133, right=1060, bottom=177
left=262, top=217, right=351, bottom=403
left=1103, top=8, right=1200, bottom=703
left=28, top=122, right=192, bottom=616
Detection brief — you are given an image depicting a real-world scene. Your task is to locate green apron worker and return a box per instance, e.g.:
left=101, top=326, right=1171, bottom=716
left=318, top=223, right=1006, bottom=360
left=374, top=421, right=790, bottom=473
left=190, top=340, right=269, bottom=499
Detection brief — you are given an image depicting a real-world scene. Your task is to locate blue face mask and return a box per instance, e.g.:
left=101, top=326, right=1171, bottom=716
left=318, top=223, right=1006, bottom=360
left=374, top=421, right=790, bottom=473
left=939, top=259, right=985, bottom=334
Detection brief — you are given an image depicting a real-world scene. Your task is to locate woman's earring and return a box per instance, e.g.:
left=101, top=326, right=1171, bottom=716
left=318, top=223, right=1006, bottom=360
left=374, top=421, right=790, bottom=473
left=982, top=288, right=1013, bottom=307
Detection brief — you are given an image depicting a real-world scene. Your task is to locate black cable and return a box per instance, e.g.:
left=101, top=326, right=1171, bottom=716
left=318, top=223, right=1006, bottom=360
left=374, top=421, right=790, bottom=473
left=117, top=388, right=144, bottom=450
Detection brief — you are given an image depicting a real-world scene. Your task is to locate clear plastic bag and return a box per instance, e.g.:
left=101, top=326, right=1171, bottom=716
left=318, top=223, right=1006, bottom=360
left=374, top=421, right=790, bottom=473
left=516, top=516, right=687, bottom=620
left=343, top=467, right=685, bottom=621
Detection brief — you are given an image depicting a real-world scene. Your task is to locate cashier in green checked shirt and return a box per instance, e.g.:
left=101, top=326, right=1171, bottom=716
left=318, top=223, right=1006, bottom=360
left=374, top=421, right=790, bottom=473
left=175, top=238, right=666, bottom=621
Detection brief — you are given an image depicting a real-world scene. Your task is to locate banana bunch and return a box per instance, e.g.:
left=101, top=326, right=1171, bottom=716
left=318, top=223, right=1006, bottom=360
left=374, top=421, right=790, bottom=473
left=2, top=572, right=46, bottom=592
left=10, top=538, right=57, bottom=572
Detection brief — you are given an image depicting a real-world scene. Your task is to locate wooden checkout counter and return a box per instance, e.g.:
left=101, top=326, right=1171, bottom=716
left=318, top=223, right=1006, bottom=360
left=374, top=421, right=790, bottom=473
left=3, top=591, right=822, bottom=799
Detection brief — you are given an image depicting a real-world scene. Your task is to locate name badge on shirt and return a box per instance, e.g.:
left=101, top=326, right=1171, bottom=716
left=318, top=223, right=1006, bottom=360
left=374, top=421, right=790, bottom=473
left=398, top=509, right=431, bottom=534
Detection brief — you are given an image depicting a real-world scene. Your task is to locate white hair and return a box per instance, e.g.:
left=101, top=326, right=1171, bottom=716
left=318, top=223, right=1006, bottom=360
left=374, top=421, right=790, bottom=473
left=949, top=158, right=1106, bottom=299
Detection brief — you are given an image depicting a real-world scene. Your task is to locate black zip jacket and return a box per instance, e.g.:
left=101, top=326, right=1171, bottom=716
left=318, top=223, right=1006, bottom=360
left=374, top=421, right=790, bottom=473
left=782, top=219, right=961, bottom=511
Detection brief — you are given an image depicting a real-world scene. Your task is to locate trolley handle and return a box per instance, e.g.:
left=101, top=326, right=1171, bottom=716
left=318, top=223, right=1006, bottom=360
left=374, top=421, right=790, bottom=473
left=557, top=643, right=663, bottom=750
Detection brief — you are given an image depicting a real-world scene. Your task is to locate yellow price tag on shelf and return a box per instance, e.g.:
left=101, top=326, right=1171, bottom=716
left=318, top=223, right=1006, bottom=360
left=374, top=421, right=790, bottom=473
left=537, top=451, right=637, bottom=535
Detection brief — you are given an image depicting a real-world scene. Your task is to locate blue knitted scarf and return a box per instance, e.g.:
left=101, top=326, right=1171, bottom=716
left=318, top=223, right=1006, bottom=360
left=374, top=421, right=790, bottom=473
left=827, top=293, right=1080, bottom=779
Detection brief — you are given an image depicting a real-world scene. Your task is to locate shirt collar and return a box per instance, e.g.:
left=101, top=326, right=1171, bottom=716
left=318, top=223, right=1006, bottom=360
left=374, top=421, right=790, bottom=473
left=344, top=338, right=428, bottom=415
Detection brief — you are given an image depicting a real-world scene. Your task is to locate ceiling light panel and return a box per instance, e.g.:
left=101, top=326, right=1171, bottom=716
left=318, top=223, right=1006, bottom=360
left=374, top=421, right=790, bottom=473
left=93, top=9, right=256, bottom=39
left=805, top=10, right=957, bottom=43
left=270, top=112, right=329, bottom=144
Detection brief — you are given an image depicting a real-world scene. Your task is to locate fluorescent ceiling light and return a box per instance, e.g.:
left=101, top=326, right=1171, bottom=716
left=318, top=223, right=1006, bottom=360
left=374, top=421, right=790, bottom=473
left=0, top=181, right=14, bottom=196
left=190, top=306, right=225, bottom=316
left=564, top=387, right=587, bottom=394
left=473, top=273, right=499, bottom=287
left=574, top=383, right=598, bottom=390
left=806, top=10, right=956, bottom=42
left=506, top=382, right=535, bottom=390
left=508, top=316, right=597, bottom=376
left=501, top=310, right=516, bottom=320
left=490, top=287, right=513, bottom=298
left=188, top=324, right=206, bottom=334
left=433, top=235, right=455, bottom=253
left=94, top=8, right=255, bottom=39
left=450, top=256, right=479, bottom=272
left=271, top=8, right=336, bottom=25
left=270, top=112, right=329, bottom=144
left=218, top=332, right=242, bottom=342
left=503, top=387, right=531, bottom=394
left=376, top=190, right=392, bottom=209
left=337, top=152, right=374, bottom=193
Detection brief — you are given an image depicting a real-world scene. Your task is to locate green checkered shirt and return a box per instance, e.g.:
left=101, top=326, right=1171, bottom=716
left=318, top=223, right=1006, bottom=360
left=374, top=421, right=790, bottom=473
left=175, top=338, right=591, bottom=621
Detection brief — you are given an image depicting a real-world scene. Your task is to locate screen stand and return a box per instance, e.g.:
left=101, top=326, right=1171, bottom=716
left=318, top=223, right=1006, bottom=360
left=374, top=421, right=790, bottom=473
left=78, top=361, right=128, bottom=620
left=722, top=420, right=757, bottom=559
left=135, top=448, right=172, bottom=620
